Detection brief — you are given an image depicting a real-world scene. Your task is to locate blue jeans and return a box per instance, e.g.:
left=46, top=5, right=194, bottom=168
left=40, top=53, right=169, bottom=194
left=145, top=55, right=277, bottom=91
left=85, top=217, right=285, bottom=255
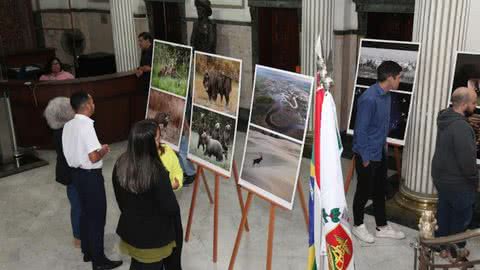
left=436, top=187, right=476, bottom=248
left=178, top=135, right=196, bottom=176
left=66, top=183, right=81, bottom=239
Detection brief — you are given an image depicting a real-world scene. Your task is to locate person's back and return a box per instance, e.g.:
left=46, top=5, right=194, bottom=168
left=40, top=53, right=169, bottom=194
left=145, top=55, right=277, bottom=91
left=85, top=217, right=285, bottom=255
left=61, top=91, right=122, bottom=270
left=113, top=154, right=180, bottom=248
left=432, top=107, right=478, bottom=191
left=112, top=120, right=183, bottom=269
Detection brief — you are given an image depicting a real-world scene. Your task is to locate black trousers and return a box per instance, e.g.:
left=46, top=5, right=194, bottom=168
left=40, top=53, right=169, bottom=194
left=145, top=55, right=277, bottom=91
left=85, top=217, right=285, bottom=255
left=352, top=153, right=387, bottom=227
left=72, top=168, right=107, bottom=264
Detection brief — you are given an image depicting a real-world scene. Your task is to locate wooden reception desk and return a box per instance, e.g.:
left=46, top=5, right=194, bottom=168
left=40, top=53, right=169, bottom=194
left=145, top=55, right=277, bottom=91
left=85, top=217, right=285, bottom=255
left=0, top=72, right=147, bottom=149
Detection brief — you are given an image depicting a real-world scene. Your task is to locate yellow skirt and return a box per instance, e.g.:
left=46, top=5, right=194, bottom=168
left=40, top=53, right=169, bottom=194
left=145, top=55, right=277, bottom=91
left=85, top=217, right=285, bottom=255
left=119, top=240, right=176, bottom=264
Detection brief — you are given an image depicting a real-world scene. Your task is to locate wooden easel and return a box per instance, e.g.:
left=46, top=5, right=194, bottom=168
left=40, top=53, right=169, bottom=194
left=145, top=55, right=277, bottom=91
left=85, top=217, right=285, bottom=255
left=344, top=143, right=403, bottom=193
left=228, top=190, right=288, bottom=270
left=184, top=160, right=310, bottom=263
left=184, top=160, right=250, bottom=262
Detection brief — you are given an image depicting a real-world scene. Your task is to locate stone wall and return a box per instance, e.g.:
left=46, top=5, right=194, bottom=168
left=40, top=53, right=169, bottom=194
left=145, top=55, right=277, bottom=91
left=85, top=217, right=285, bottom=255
left=38, top=11, right=114, bottom=67
left=187, top=21, right=253, bottom=110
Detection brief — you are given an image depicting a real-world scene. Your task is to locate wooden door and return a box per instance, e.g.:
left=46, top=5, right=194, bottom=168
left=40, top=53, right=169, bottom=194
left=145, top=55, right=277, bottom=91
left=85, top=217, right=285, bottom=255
left=258, top=7, right=300, bottom=72
left=152, top=2, right=182, bottom=43
left=366, top=12, right=414, bottom=41
left=0, top=0, right=36, bottom=54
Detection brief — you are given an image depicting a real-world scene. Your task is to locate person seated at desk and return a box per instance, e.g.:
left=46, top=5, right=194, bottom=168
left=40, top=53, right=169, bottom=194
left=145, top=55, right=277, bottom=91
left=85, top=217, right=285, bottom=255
left=39, top=57, right=74, bottom=81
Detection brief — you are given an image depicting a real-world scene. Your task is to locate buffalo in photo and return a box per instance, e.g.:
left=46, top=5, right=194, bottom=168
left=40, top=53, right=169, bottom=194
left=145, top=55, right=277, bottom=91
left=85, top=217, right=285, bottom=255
left=203, top=70, right=232, bottom=107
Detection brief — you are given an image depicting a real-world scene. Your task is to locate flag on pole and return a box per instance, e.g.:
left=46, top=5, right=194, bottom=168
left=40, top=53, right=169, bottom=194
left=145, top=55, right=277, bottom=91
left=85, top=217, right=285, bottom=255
left=308, top=88, right=354, bottom=270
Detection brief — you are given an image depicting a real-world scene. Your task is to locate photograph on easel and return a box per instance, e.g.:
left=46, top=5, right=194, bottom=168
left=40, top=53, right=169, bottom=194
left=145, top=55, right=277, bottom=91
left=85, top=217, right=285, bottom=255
left=150, top=40, right=193, bottom=98
left=187, top=105, right=237, bottom=176
left=240, top=126, right=303, bottom=206
left=449, top=51, right=480, bottom=163
left=347, top=39, right=421, bottom=146
left=146, top=89, right=186, bottom=149
left=356, top=39, right=419, bottom=92
left=348, top=87, right=412, bottom=141
left=250, top=65, right=312, bottom=141
left=193, top=52, right=242, bottom=117
left=146, top=40, right=193, bottom=151
left=239, top=65, right=314, bottom=210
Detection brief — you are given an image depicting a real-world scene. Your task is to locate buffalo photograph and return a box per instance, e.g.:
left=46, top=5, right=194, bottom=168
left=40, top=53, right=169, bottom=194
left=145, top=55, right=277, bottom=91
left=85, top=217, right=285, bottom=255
left=188, top=105, right=237, bottom=176
left=146, top=89, right=186, bottom=149
left=193, top=52, right=241, bottom=117
left=239, top=126, right=303, bottom=210
left=151, top=40, right=193, bottom=97
left=251, top=65, right=313, bottom=141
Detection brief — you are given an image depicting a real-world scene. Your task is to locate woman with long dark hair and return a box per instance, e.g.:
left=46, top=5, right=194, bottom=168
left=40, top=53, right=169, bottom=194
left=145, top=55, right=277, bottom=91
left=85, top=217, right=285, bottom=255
left=40, top=57, right=74, bottom=81
left=112, top=120, right=183, bottom=270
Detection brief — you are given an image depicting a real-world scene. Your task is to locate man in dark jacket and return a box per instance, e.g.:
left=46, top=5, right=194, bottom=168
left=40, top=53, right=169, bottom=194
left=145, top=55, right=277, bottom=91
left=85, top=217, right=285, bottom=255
left=136, top=32, right=153, bottom=95
left=432, top=87, right=479, bottom=258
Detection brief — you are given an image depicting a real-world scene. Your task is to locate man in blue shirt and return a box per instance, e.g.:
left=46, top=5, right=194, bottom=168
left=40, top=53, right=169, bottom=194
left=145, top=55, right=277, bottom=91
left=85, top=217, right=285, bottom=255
left=352, top=61, right=406, bottom=243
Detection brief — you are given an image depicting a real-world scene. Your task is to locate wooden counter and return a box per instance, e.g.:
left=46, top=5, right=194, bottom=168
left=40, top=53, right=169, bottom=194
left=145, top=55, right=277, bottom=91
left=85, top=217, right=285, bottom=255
left=0, top=72, right=147, bottom=149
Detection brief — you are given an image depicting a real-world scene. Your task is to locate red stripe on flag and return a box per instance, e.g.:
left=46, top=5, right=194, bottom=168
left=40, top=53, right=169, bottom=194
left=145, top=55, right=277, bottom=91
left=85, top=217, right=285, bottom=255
left=314, top=87, right=325, bottom=189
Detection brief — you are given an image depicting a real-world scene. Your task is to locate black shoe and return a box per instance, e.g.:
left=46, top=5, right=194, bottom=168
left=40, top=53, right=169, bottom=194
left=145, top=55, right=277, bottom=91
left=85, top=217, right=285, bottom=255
left=92, top=258, right=122, bottom=270
left=183, top=174, right=196, bottom=186
left=83, top=254, right=92, bottom=262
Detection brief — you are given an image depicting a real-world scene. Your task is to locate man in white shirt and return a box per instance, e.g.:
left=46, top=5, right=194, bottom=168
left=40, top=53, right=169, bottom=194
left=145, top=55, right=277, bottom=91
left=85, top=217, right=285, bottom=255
left=62, top=91, right=122, bottom=270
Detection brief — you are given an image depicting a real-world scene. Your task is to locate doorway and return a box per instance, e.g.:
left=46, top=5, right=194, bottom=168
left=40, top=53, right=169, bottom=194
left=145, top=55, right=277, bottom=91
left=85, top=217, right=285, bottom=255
left=257, top=7, right=300, bottom=72
left=151, top=2, right=183, bottom=43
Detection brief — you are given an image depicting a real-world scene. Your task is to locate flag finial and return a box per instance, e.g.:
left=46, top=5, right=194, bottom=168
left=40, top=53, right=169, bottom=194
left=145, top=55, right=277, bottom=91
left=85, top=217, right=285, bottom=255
left=315, top=36, right=334, bottom=91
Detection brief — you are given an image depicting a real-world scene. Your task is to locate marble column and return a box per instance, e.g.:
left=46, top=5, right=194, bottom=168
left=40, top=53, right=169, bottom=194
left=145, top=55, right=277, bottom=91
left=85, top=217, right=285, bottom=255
left=301, top=0, right=335, bottom=153
left=301, top=0, right=334, bottom=77
left=111, top=0, right=139, bottom=72
left=396, top=0, right=471, bottom=212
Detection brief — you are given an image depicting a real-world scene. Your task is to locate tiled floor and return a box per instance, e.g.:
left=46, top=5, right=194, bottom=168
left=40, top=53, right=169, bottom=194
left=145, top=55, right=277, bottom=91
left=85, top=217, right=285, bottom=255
left=0, top=132, right=479, bottom=269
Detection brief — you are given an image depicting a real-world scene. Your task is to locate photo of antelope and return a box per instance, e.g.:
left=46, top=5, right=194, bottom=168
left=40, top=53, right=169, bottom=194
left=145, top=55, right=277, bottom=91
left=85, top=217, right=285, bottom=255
left=250, top=65, right=313, bottom=141
left=150, top=40, right=192, bottom=97
left=188, top=105, right=237, bottom=176
left=193, top=52, right=241, bottom=117
left=239, top=126, right=303, bottom=209
left=146, top=89, right=186, bottom=149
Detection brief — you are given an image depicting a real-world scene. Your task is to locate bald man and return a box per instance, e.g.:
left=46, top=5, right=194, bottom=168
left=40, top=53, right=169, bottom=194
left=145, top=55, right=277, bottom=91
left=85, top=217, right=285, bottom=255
left=432, top=87, right=479, bottom=259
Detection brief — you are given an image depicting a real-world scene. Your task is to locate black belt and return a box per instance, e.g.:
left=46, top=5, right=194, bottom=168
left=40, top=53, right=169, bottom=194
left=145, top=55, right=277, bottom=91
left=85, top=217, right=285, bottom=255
left=71, top=167, right=102, bottom=173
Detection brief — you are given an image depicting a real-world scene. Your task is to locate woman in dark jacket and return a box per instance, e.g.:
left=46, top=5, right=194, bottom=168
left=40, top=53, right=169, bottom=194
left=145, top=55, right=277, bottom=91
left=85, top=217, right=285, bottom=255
left=112, top=120, right=183, bottom=270
left=44, top=97, right=80, bottom=247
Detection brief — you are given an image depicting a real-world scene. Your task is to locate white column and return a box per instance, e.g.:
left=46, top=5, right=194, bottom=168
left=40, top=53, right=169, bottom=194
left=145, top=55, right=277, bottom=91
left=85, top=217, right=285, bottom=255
left=397, top=0, right=471, bottom=210
left=110, top=0, right=139, bottom=72
left=301, top=0, right=335, bottom=134
left=301, top=0, right=334, bottom=77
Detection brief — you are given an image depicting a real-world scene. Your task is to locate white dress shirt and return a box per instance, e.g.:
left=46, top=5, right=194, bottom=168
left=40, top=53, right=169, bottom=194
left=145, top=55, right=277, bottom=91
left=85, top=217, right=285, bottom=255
left=62, top=114, right=103, bottom=169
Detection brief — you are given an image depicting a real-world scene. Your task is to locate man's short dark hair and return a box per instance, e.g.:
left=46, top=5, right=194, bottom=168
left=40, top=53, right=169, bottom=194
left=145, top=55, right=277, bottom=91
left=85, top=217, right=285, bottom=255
left=70, top=91, right=89, bottom=111
left=377, top=61, right=403, bottom=82
left=138, top=32, right=153, bottom=43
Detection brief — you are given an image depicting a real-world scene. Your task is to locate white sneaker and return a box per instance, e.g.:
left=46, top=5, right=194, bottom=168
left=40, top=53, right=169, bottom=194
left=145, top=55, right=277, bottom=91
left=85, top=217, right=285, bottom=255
left=352, top=224, right=375, bottom=243
left=375, top=224, right=405, bottom=239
